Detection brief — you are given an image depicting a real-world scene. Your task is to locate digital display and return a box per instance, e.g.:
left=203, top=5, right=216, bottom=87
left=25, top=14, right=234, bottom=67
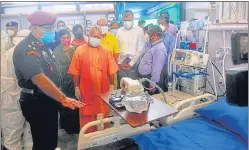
left=240, top=36, right=248, bottom=59
left=230, top=32, right=247, bottom=65
left=175, top=52, right=186, bottom=61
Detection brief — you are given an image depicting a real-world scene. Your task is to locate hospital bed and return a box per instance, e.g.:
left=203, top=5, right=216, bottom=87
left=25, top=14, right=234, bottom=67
left=132, top=96, right=248, bottom=150
left=77, top=92, right=216, bottom=150
left=77, top=97, right=248, bottom=150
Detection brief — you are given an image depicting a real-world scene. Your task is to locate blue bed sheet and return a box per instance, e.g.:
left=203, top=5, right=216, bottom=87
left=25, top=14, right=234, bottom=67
left=132, top=117, right=248, bottom=150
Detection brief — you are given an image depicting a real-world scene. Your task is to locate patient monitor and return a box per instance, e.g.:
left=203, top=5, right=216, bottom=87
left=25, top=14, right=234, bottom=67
left=171, top=49, right=209, bottom=68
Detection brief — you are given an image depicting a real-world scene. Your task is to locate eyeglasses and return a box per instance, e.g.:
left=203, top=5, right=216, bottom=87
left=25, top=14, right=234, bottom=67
left=39, top=25, right=55, bottom=32
left=97, top=24, right=107, bottom=27
left=91, top=35, right=102, bottom=39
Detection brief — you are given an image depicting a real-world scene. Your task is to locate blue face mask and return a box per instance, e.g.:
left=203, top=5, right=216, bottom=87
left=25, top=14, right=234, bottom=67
left=58, top=26, right=66, bottom=31
left=40, top=31, right=55, bottom=44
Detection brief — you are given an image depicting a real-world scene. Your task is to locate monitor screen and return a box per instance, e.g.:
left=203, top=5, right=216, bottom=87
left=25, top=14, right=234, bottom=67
left=175, top=51, right=185, bottom=61
left=239, top=35, right=248, bottom=59
left=231, top=32, right=248, bottom=65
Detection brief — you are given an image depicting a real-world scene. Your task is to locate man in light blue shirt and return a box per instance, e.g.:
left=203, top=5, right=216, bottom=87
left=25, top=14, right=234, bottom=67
left=138, top=25, right=168, bottom=94
left=144, top=25, right=175, bottom=60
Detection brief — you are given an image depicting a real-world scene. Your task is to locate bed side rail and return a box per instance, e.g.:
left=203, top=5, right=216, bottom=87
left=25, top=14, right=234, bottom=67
left=162, top=93, right=216, bottom=125
left=77, top=116, right=152, bottom=150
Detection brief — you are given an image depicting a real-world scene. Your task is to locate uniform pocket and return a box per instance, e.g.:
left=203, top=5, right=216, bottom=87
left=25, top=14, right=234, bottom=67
left=19, top=97, right=34, bottom=122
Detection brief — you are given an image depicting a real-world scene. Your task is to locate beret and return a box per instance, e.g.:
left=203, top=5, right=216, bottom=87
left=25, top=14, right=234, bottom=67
left=6, top=21, right=18, bottom=27
left=27, top=11, right=57, bottom=26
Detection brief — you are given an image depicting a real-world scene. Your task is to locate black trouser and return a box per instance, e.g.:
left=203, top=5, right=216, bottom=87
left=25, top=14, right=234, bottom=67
left=58, top=94, right=80, bottom=135
left=19, top=92, right=59, bottom=150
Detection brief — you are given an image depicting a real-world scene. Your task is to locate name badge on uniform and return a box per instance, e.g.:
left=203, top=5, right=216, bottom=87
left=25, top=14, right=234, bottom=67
left=42, top=51, right=53, bottom=72
left=49, top=49, right=55, bottom=59
left=49, top=64, right=53, bottom=72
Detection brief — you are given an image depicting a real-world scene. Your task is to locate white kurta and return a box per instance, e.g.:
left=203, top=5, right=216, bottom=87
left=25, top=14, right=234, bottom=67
left=116, top=26, right=145, bottom=66
left=1, top=29, right=33, bottom=150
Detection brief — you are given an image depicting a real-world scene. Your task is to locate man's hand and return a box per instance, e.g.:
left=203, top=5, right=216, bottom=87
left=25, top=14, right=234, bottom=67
left=119, top=63, right=127, bottom=70
left=61, top=97, right=84, bottom=109
left=109, top=85, right=114, bottom=91
left=124, top=64, right=131, bottom=71
left=149, top=84, right=156, bottom=93
left=75, top=87, right=81, bottom=100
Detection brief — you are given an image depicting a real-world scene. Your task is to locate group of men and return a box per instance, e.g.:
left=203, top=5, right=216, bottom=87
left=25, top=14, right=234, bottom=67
left=1, top=9, right=177, bottom=150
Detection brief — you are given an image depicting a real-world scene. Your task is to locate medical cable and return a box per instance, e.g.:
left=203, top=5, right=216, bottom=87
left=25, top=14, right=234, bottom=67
left=206, top=60, right=226, bottom=96
left=222, top=50, right=230, bottom=88
left=205, top=79, right=224, bottom=97
left=218, top=82, right=226, bottom=96
left=205, top=77, right=215, bottom=96
left=210, top=62, right=222, bottom=76
left=208, top=59, right=218, bottom=98
left=139, top=78, right=167, bottom=103
left=211, top=62, right=226, bottom=96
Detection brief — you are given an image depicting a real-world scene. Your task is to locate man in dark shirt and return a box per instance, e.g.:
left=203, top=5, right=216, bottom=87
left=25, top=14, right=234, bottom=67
left=12, top=11, right=83, bottom=150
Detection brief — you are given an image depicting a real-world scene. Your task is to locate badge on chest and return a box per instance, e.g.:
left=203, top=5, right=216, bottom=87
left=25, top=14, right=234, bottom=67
left=42, top=50, right=53, bottom=72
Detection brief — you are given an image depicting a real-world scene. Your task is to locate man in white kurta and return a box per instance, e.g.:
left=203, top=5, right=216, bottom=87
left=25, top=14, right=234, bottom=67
left=1, top=29, right=33, bottom=150
left=116, top=10, right=145, bottom=88
left=1, top=30, right=12, bottom=56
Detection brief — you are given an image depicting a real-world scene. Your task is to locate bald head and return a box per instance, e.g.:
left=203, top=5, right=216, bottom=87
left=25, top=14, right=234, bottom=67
left=97, top=18, right=107, bottom=26
left=88, top=26, right=102, bottom=47
left=97, top=18, right=109, bottom=35
left=89, top=26, right=102, bottom=39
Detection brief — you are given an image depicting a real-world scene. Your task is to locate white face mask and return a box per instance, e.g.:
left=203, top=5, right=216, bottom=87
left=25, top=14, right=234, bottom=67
left=89, top=37, right=101, bottom=47
left=111, top=29, right=118, bottom=35
left=123, top=21, right=133, bottom=29
left=101, top=26, right=109, bottom=34
left=7, top=30, right=14, bottom=37
left=159, top=25, right=165, bottom=31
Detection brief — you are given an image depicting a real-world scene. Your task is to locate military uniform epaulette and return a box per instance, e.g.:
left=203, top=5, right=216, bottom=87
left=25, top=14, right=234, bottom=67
left=26, top=40, right=42, bottom=57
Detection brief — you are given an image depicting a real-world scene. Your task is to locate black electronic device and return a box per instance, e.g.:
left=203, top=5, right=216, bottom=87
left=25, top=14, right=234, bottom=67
left=226, top=68, right=248, bottom=106
left=231, top=32, right=248, bottom=65
left=109, top=93, right=125, bottom=109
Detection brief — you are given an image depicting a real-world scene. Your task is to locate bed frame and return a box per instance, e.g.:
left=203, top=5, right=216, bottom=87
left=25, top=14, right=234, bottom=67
left=76, top=92, right=216, bottom=150
left=160, top=93, right=216, bottom=125
left=77, top=117, right=153, bottom=150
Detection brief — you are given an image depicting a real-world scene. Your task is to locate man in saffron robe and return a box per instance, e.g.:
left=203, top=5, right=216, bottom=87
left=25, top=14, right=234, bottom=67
left=68, top=26, right=119, bottom=133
